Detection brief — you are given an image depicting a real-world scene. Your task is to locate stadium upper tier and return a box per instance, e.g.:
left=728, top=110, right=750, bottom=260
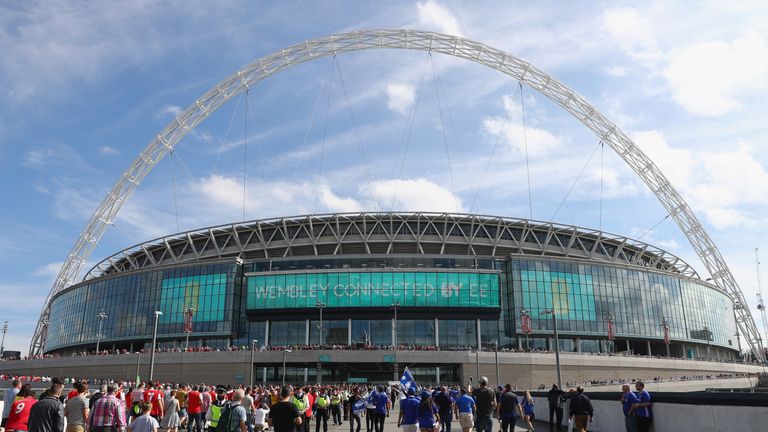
left=86, top=212, right=698, bottom=281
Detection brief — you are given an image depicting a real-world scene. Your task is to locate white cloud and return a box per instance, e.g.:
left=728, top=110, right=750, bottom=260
left=602, top=7, right=662, bottom=68
left=156, top=104, right=183, bottom=119
left=482, top=94, right=562, bottom=157
left=368, top=178, right=463, bottom=212
left=386, top=83, right=415, bottom=114
left=98, top=146, right=120, bottom=155
left=633, top=130, right=768, bottom=229
left=33, top=261, right=63, bottom=279
left=664, top=32, right=768, bottom=116
left=416, top=0, right=463, bottom=37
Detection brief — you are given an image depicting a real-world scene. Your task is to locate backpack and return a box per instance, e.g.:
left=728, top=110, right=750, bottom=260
left=215, top=402, right=235, bottom=432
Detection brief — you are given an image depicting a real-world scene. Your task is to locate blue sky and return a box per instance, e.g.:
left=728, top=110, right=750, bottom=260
left=2, top=1, right=768, bottom=353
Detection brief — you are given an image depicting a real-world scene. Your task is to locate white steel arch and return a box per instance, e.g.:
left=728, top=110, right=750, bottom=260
left=30, top=29, right=765, bottom=361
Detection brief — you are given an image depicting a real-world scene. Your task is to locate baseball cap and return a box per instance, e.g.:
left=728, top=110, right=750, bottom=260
left=479, top=376, right=488, bottom=385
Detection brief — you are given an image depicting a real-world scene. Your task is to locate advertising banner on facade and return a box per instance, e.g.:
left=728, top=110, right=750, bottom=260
left=246, top=271, right=500, bottom=310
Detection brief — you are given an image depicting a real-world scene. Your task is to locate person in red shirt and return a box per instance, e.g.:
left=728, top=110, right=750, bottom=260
left=144, top=383, right=164, bottom=420
left=186, top=386, right=204, bottom=432
left=5, top=388, right=36, bottom=432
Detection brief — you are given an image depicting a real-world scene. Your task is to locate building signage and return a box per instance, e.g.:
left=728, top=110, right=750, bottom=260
left=246, top=271, right=500, bottom=310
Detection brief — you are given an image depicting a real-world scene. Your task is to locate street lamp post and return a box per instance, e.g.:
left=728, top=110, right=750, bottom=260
left=96, top=312, right=108, bottom=354
left=494, top=340, right=500, bottom=387
left=391, top=302, right=400, bottom=348
left=149, top=310, right=163, bottom=382
left=316, top=301, right=326, bottom=346
left=541, top=309, right=562, bottom=390
left=184, top=308, right=196, bottom=351
left=1, top=321, right=8, bottom=356
left=250, top=339, right=258, bottom=387
left=282, top=349, right=292, bottom=386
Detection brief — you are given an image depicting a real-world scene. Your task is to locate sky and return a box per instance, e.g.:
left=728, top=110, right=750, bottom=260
left=1, top=0, right=768, bottom=354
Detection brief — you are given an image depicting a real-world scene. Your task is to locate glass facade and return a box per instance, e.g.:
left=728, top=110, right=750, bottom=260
left=508, top=259, right=736, bottom=347
left=46, top=263, right=239, bottom=351
left=45, top=253, right=737, bottom=354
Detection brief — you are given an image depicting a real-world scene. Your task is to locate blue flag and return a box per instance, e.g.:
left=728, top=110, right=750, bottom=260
left=400, top=366, right=417, bottom=392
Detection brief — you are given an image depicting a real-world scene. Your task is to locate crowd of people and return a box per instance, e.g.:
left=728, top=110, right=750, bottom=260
left=0, top=369, right=683, bottom=432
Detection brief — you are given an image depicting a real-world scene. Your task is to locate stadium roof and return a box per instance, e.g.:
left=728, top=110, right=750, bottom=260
left=84, top=212, right=698, bottom=280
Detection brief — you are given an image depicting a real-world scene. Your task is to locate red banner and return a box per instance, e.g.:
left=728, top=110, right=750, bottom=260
left=521, top=313, right=532, bottom=335
left=607, top=320, right=615, bottom=341
left=183, top=310, right=194, bottom=333
left=663, top=325, right=670, bottom=345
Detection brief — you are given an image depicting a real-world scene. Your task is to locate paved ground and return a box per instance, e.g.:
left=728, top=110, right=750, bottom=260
left=311, top=408, right=553, bottom=432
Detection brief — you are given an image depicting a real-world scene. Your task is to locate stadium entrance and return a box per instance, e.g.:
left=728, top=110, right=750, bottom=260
left=258, top=363, right=461, bottom=385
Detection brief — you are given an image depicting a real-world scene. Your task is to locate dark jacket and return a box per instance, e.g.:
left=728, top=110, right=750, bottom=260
left=547, top=389, right=565, bottom=407
left=28, top=395, right=65, bottom=432
left=568, top=393, right=593, bottom=417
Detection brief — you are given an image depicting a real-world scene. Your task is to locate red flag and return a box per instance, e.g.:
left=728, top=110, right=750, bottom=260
left=607, top=319, right=615, bottom=341
left=183, top=310, right=194, bottom=333
left=663, top=325, right=670, bottom=345
left=521, top=313, right=532, bottom=335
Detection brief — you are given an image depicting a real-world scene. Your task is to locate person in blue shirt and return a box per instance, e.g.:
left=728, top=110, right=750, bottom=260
left=630, top=382, right=652, bottom=432
left=454, top=388, right=475, bottom=432
left=620, top=384, right=639, bottom=432
left=398, top=387, right=421, bottom=432
left=417, top=390, right=439, bottom=432
left=373, top=386, right=390, bottom=432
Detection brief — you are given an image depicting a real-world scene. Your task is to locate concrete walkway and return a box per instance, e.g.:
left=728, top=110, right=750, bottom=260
left=314, top=409, right=553, bottom=432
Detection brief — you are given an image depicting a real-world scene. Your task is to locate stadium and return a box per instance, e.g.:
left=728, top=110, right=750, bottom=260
left=9, top=212, right=757, bottom=386
left=5, top=30, right=766, bottom=387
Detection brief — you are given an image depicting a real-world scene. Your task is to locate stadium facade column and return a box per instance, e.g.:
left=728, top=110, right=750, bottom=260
left=476, top=319, right=481, bottom=349
left=435, top=319, right=440, bottom=347
left=647, top=340, right=652, bottom=356
left=576, top=338, right=581, bottom=353
left=264, top=320, right=270, bottom=347
left=348, top=319, right=352, bottom=345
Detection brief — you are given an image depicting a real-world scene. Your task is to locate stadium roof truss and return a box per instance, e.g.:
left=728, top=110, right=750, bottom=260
left=30, top=29, right=765, bottom=361
left=82, top=213, right=697, bottom=279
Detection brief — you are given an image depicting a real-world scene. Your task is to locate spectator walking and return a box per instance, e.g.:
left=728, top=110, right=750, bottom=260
left=64, top=381, right=89, bottom=432
left=160, top=389, right=181, bottom=432
left=314, top=388, right=330, bottom=432
left=620, top=384, right=639, bottom=432
left=127, top=402, right=159, bottom=432
left=5, top=388, right=36, bottom=432
left=397, top=387, right=419, bottom=432
left=349, top=389, right=365, bottom=432
left=28, top=378, right=65, bottom=432
left=567, top=387, right=593, bottom=432
left=470, top=377, right=496, bottom=432
left=454, top=388, right=475, bottom=432
left=88, top=383, right=126, bottom=432
left=417, top=390, right=439, bottom=432
left=432, top=387, right=454, bottom=432
left=2, top=380, right=21, bottom=428
left=372, top=386, right=390, bottom=432
left=364, top=388, right=376, bottom=432
left=521, top=391, right=535, bottom=432
left=630, top=382, right=652, bottom=432
left=268, top=386, right=302, bottom=432
left=253, top=403, right=270, bottom=431
left=546, top=384, right=565, bottom=432
left=496, top=384, right=521, bottom=432
left=187, top=386, right=203, bottom=432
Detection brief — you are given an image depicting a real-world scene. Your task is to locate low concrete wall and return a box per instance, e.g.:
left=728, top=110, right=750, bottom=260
left=1, top=350, right=764, bottom=386
left=530, top=393, right=768, bottom=432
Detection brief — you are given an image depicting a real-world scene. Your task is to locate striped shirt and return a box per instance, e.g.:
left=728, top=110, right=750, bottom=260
left=90, top=394, right=126, bottom=430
